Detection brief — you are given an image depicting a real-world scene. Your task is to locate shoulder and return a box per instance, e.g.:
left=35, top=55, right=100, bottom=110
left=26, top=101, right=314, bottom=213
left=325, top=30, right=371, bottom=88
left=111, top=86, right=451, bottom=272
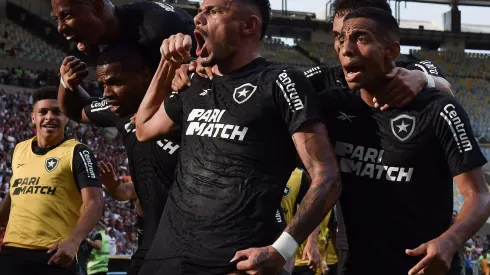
left=411, top=88, right=457, bottom=110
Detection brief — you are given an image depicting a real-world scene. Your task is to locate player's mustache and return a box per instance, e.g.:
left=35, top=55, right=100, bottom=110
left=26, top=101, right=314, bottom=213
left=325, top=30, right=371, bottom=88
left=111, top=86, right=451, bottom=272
left=195, top=27, right=209, bottom=38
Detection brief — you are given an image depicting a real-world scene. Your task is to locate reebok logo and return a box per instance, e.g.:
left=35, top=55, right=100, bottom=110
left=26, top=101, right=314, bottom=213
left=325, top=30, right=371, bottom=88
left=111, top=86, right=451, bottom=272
left=186, top=109, right=248, bottom=141
left=337, top=112, right=355, bottom=123
left=440, top=104, right=473, bottom=152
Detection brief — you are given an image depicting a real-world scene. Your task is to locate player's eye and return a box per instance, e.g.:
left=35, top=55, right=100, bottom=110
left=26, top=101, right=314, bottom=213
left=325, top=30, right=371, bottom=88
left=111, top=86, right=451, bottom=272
left=357, top=36, right=368, bottom=43
left=210, top=9, right=219, bottom=15
left=339, top=37, right=345, bottom=45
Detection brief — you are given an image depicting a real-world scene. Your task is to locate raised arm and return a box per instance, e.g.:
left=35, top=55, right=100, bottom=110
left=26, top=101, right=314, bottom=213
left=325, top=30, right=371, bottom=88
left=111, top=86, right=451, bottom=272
left=58, top=56, right=93, bottom=123
left=135, top=58, right=180, bottom=142
left=135, top=34, right=192, bottom=142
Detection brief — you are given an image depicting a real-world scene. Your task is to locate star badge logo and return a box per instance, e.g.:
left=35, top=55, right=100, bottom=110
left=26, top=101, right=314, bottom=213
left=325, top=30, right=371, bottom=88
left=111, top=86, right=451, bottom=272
left=283, top=185, right=291, bottom=197
left=45, top=157, right=60, bottom=173
left=390, top=114, right=416, bottom=142
left=233, top=83, right=257, bottom=104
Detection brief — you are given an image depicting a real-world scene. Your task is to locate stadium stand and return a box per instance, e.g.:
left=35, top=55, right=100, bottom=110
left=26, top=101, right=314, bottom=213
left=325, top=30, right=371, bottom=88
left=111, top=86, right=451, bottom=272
left=0, top=18, right=64, bottom=64
left=262, top=38, right=316, bottom=70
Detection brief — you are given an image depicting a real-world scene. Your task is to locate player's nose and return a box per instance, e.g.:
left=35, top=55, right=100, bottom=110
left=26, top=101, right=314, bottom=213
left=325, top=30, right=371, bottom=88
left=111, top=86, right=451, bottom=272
left=194, top=12, right=206, bottom=27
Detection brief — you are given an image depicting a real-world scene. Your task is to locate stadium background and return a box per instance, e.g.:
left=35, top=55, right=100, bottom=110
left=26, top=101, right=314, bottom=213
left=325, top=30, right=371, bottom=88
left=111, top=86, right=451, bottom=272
left=0, top=0, right=488, bottom=274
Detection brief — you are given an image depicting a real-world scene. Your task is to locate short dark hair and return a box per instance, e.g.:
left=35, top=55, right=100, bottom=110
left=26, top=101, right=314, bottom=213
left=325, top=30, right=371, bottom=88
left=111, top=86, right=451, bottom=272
left=96, top=43, right=147, bottom=72
left=33, top=86, right=58, bottom=106
left=240, top=0, right=271, bottom=40
left=344, top=7, right=400, bottom=41
left=333, top=0, right=392, bottom=17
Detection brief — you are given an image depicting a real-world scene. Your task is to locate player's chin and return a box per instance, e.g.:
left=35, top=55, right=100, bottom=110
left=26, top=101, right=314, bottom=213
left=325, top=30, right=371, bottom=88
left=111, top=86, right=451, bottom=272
left=200, top=53, right=215, bottom=67
left=346, top=81, right=361, bottom=90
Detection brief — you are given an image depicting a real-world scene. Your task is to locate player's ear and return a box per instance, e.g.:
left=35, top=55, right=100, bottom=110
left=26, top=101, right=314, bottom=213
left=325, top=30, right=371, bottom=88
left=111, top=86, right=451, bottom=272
left=91, top=0, right=105, bottom=16
left=31, top=112, right=35, bottom=124
left=242, top=14, right=261, bottom=38
left=385, top=41, right=400, bottom=62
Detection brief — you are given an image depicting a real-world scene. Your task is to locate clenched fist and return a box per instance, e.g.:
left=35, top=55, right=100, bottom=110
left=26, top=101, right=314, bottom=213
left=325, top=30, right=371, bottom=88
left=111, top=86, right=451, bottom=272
left=60, top=56, right=89, bottom=90
left=160, top=33, right=193, bottom=64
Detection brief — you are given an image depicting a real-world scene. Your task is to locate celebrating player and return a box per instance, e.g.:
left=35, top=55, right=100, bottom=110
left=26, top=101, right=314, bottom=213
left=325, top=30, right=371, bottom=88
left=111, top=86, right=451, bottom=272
left=327, top=7, right=490, bottom=275
left=134, top=0, right=341, bottom=273
left=0, top=87, right=104, bottom=275
left=57, top=43, right=182, bottom=275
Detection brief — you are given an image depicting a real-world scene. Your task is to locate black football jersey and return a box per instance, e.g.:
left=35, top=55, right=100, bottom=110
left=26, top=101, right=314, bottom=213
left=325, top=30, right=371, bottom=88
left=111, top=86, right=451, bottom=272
left=319, top=88, right=487, bottom=275
left=305, top=59, right=447, bottom=251
left=84, top=100, right=180, bottom=251
left=113, top=1, right=196, bottom=70
left=146, top=58, right=322, bottom=269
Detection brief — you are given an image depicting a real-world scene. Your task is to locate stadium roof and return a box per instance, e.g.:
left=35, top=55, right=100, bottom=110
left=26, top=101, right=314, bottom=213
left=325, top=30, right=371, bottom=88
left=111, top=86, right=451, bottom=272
left=404, top=0, right=490, bottom=7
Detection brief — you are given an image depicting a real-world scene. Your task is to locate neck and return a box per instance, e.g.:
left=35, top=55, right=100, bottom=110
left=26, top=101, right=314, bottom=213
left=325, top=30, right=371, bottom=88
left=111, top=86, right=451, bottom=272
left=360, top=63, right=395, bottom=107
left=100, top=3, right=120, bottom=43
left=36, top=133, right=64, bottom=148
left=216, top=43, right=261, bottom=74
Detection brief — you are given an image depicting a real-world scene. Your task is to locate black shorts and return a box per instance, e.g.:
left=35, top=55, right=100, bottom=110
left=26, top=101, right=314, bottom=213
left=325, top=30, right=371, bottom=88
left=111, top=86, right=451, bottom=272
left=138, top=257, right=238, bottom=275
left=127, top=248, right=148, bottom=275
left=336, top=249, right=349, bottom=275
left=292, top=265, right=315, bottom=275
left=0, top=246, right=77, bottom=275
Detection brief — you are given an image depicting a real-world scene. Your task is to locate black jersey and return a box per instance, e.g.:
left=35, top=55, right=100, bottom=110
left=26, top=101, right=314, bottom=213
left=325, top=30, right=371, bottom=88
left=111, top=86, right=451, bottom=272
left=146, top=58, right=322, bottom=269
left=305, top=59, right=446, bottom=252
left=84, top=101, right=180, bottom=251
left=111, top=1, right=195, bottom=70
left=320, top=88, right=487, bottom=275
left=305, top=59, right=445, bottom=92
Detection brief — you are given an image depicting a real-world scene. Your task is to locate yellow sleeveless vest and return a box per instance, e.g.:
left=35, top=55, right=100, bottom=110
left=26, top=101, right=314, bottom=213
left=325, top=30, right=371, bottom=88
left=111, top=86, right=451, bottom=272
left=281, top=168, right=334, bottom=273
left=4, top=137, right=84, bottom=249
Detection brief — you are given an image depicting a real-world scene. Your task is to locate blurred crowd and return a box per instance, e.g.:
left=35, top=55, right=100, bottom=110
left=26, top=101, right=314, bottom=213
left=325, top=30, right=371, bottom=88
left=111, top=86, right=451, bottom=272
left=0, top=88, right=136, bottom=256
left=465, top=235, right=490, bottom=275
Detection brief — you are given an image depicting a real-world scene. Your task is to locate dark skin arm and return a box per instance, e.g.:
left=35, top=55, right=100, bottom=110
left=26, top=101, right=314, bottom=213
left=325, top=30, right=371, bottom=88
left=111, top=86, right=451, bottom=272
left=407, top=167, right=490, bottom=275
left=58, top=56, right=92, bottom=123
left=47, top=187, right=103, bottom=267
left=0, top=193, right=10, bottom=226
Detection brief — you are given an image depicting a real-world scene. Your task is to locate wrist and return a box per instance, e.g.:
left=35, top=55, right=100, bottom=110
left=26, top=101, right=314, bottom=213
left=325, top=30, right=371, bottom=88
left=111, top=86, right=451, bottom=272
left=424, top=73, right=435, bottom=89
left=272, top=232, right=299, bottom=261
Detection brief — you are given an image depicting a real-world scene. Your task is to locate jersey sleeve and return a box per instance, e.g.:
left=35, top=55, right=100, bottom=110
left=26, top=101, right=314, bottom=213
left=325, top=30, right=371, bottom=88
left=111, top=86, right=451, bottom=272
left=432, top=98, right=487, bottom=176
left=164, top=90, right=185, bottom=125
left=83, top=98, right=118, bottom=127
left=72, top=144, right=102, bottom=191
left=274, top=68, right=323, bottom=135
left=399, top=60, right=446, bottom=79
left=304, top=65, right=329, bottom=93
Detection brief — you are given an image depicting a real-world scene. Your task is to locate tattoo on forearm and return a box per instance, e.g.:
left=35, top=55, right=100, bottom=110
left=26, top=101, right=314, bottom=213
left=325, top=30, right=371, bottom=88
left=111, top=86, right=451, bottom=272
left=287, top=126, right=340, bottom=244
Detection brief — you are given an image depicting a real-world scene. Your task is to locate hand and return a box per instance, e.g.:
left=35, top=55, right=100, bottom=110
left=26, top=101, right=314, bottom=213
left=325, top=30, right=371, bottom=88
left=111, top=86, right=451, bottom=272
left=374, top=68, right=425, bottom=111
left=171, top=59, right=216, bottom=91
left=98, top=161, right=119, bottom=193
left=160, top=33, right=193, bottom=64
left=406, top=237, right=456, bottom=275
left=320, top=260, right=329, bottom=275
left=47, top=239, right=78, bottom=268
left=60, top=56, right=89, bottom=90
left=171, top=62, right=193, bottom=91
left=302, top=240, right=321, bottom=271
left=231, top=246, right=286, bottom=274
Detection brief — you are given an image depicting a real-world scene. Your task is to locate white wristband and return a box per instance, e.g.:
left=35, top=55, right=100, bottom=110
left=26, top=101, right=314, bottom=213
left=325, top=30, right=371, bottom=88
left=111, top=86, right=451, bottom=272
left=60, top=76, right=68, bottom=89
left=60, top=76, right=80, bottom=91
left=272, top=232, right=299, bottom=261
left=425, top=73, right=435, bottom=89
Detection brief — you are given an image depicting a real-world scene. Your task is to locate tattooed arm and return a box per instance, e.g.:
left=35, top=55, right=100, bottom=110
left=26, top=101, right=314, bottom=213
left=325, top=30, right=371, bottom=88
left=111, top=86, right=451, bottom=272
left=232, top=122, right=341, bottom=274
left=286, top=122, right=341, bottom=244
